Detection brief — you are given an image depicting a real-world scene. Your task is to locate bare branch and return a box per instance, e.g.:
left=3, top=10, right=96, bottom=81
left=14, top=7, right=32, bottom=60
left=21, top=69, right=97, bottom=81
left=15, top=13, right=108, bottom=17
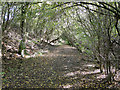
left=99, top=2, right=120, bottom=13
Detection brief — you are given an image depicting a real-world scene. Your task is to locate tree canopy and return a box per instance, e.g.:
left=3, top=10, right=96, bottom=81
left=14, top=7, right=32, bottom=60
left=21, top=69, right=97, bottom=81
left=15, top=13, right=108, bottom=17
left=1, top=1, right=120, bottom=88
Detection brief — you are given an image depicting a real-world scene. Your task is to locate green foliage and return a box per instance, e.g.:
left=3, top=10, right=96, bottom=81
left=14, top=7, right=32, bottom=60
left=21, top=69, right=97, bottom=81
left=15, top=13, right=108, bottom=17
left=0, top=72, right=5, bottom=78
left=2, top=2, right=120, bottom=88
left=37, top=51, right=43, bottom=55
left=65, top=40, right=72, bottom=46
left=18, top=40, right=26, bottom=55
left=32, top=40, right=38, bottom=44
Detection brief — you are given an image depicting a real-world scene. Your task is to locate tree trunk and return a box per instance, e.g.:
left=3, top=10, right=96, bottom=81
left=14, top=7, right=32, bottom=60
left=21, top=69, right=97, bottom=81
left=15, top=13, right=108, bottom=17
left=0, top=4, right=2, bottom=89
left=2, top=3, right=7, bottom=31
left=4, top=3, right=10, bottom=30
left=18, top=3, right=26, bottom=57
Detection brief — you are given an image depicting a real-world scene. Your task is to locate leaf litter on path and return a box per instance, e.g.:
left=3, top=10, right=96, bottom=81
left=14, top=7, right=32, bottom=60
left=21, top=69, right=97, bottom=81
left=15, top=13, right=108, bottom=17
left=2, top=45, right=120, bottom=88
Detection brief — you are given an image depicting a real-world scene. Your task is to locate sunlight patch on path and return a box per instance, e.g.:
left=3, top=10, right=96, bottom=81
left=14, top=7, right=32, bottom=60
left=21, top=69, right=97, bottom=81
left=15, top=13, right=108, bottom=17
left=61, top=84, right=73, bottom=88
left=83, top=64, right=95, bottom=67
left=62, top=46, right=76, bottom=49
left=64, top=69, right=100, bottom=77
left=42, top=54, right=78, bottom=57
left=97, top=74, right=107, bottom=79
left=81, top=69, right=100, bottom=75
left=64, top=71, right=81, bottom=77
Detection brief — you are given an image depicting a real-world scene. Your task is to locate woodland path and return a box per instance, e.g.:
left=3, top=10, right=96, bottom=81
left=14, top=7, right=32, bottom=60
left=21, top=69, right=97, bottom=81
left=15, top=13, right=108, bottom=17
left=2, top=45, right=119, bottom=88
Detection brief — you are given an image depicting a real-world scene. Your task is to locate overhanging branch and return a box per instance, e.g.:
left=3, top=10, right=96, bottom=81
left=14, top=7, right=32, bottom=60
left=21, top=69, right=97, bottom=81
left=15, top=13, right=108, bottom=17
left=115, top=17, right=120, bottom=36
left=51, top=2, right=120, bottom=18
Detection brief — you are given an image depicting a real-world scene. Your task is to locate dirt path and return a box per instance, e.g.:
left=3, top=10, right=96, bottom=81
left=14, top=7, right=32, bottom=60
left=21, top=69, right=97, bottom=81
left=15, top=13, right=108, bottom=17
left=2, top=45, right=119, bottom=88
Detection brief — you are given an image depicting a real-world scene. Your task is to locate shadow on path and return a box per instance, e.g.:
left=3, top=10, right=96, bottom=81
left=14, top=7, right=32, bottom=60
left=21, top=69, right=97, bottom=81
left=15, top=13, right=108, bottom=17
left=2, top=45, right=119, bottom=88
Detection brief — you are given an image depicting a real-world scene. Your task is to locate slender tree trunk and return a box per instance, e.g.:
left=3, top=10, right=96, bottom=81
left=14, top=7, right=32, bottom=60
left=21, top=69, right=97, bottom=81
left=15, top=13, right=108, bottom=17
left=18, top=3, right=26, bottom=57
left=97, top=35, right=103, bottom=73
left=18, top=3, right=29, bottom=57
left=4, top=2, right=10, bottom=30
left=0, top=4, right=2, bottom=89
left=2, top=4, right=7, bottom=31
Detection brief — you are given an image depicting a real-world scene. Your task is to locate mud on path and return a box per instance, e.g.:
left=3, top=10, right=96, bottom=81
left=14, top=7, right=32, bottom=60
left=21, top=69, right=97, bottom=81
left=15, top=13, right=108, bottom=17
left=2, top=45, right=119, bottom=88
